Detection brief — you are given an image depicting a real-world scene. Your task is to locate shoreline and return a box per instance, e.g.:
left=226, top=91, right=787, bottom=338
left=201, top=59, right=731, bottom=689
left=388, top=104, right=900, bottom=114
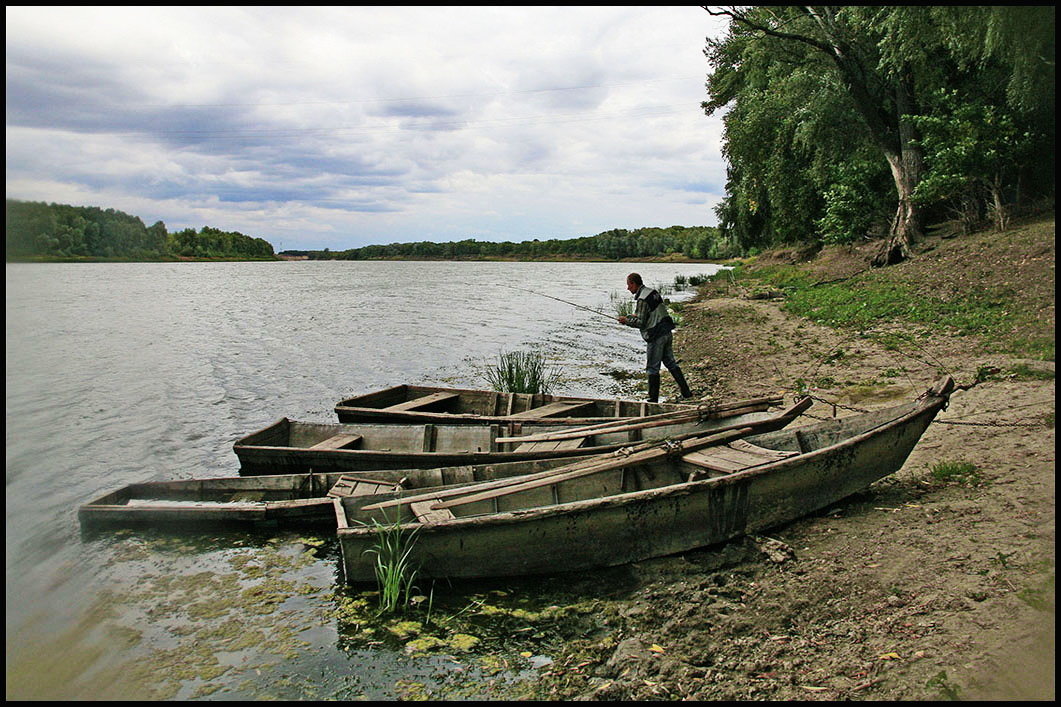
left=527, top=218, right=1055, bottom=700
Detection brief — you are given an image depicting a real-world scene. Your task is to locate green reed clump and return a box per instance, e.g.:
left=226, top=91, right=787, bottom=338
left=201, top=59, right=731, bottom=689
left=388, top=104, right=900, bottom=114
left=609, top=290, right=635, bottom=318
left=360, top=515, right=421, bottom=615
left=484, top=350, right=561, bottom=394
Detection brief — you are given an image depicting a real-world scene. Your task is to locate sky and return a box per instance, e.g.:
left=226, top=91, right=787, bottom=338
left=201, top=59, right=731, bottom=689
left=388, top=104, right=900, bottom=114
left=6, top=6, right=731, bottom=251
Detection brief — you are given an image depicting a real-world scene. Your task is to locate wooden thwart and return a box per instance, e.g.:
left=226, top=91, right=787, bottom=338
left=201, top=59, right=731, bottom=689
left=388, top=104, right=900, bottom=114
left=327, top=475, right=400, bottom=498
left=515, top=436, right=588, bottom=452
left=410, top=500, right=456, bottom=523
left=683, top=439, right=798, bottom=473
left=310, top=433, right=363, bottom=450
left=383, top=392, right=460, bottom=412
left=508, top=400, right=597, bottom=419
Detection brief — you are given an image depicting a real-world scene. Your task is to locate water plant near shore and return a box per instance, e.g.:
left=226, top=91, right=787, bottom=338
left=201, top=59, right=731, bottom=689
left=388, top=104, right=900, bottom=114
left=484, top=350, right=561, bottom=394
left=360, top=515, right=421, bottom=615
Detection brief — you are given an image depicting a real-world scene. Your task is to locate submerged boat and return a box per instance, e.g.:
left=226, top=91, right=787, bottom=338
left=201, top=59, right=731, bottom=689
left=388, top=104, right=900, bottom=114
left=233, top=396, right=808, bottom=476
left=77, top=456, right=595, bottom=530
left=333, top=377, right=955, bottom=582
left=334, top=385, right=770, bottom=426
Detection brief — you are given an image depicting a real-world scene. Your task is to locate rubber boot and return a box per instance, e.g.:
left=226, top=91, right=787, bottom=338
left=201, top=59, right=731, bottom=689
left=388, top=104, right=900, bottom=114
left=647, top=374, right=661, bottom=403
left=670, top=366, right=694, bottom=399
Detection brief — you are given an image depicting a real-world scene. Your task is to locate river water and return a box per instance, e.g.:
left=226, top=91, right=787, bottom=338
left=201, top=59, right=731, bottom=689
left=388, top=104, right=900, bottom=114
left=5, top=259, right=725, bottom=699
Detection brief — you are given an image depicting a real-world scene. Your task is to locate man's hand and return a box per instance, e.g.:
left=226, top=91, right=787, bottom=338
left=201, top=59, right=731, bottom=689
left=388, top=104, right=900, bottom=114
left=618, top=316, right=628, bottom=324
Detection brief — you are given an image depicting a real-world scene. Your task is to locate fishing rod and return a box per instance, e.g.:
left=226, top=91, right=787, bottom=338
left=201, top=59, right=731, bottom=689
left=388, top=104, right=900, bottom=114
left=499, top=284, right=621, bottom=321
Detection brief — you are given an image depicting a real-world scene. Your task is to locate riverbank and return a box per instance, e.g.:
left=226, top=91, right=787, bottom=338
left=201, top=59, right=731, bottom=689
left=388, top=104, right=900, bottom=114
left=528, top=213, right=1055, bottom=700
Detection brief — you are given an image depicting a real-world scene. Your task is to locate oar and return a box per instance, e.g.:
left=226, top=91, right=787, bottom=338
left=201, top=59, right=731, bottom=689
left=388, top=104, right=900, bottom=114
left=430, top=427, right=757, bottom=511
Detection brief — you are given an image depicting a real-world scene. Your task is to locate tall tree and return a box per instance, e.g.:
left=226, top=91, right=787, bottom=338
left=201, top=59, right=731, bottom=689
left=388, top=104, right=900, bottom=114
left=703, top=6, right=1054, bottom=264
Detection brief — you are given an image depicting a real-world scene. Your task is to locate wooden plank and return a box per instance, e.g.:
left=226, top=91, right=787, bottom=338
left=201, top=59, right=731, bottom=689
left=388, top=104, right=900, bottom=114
left=410, top=500, right=455, bottom=523
left=309, top=433, right=363, bottom=450
left=508, top=400, right=597, bottom=419
left=515, top=437, right=587, bottom=453
left=328, top=475, right=401, bottom=498
left=682, top=440, right=797, bottom=473
left=382, top=391, right=459, bottom=412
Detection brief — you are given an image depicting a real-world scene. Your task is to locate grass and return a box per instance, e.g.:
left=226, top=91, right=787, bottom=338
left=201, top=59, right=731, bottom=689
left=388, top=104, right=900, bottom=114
left=929, top=460, right=982, bottom=486
left=484, top=350, right=561, bottom=394
left=716, top=259, right=1053, bottom=360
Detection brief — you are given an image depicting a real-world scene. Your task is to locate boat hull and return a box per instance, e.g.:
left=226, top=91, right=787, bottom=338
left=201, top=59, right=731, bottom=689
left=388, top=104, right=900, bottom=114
left=336, top=379, right=952, bottom=582
left=334, top=384, right=723, bottom=425
left=78, top=456, right=596, bottom=531
left=233, top=408, right=791, bottom=476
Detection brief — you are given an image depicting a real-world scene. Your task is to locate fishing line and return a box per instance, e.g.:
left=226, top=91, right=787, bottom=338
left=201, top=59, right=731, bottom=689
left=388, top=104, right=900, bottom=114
left=499, top=284, right=621, bottom=322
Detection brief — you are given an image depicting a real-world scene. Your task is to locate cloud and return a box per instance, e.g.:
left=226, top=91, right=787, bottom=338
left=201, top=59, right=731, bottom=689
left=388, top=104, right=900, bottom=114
left=5, top=6, right=730, bottom=250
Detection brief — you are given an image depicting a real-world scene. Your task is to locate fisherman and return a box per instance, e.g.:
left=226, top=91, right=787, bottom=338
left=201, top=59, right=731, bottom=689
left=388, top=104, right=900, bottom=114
left=618, top=273, right=694, bottom=403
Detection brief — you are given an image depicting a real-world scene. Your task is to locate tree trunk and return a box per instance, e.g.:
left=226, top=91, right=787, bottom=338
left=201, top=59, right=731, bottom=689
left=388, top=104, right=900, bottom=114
left=872, top=72, right=924, bottom=268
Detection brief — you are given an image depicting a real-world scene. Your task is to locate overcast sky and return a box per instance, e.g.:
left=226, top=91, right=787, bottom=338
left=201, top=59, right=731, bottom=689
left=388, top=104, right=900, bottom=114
left=6, top=6, right=730, bottom=251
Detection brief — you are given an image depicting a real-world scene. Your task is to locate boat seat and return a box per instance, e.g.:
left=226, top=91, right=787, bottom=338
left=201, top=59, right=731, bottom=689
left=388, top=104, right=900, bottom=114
left=508, top=400, right=597, bottom=419
left=382, top=392, right=460, bottom=412
left=514, top=436, right=588, bottom=452
left=410, top=499, right=455, bottom=523
left=310, top=433, right=363, bottom=450
left=327, top=475, right=399, bottom=498
left=683, top=439, right=798, bottom=477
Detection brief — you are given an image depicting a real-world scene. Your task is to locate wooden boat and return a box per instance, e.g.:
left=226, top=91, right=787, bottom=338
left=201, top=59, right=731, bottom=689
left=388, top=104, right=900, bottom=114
left=333, top=377, right=955, bottom=582
left=233, top=396, right=808, bottom=476
left=77, top=456, right=595, bottom=530
left=334, top=385, right=748, bottom=425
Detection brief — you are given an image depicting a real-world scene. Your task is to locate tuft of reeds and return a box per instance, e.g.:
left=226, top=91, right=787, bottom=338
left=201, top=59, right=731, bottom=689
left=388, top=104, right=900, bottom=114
left=484, top=350, right=561, bottom=394
left=360, top=514, right=421, bottom=615
left=609, top=290, right=635, bottom=318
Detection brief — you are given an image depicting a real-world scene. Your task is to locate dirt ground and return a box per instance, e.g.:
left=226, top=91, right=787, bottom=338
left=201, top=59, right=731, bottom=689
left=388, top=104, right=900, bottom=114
left=533, top=223, right=1055, bottom=701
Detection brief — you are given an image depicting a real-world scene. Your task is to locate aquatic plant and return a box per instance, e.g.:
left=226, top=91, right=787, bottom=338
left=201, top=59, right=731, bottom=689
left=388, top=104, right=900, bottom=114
left=609, top=291, right=634, bottom=318
left=360, top=515, right=421, bottom=615
left=484, top=350, right=561, bottom=394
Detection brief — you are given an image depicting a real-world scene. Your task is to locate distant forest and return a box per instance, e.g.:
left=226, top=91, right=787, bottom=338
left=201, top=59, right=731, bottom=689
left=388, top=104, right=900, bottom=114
left=5, top=200, right=276, bottom=260
left=288, top=225, right=737, bottom=262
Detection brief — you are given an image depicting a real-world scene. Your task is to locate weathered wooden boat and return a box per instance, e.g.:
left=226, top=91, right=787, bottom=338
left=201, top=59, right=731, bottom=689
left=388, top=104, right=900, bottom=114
left=333, top=377, right=955, bottom=582
left=233, top=395, right=808, bottom=476
left=77, top=456, right=597, bottom=530
left=334, top=385, right=759, bottom=426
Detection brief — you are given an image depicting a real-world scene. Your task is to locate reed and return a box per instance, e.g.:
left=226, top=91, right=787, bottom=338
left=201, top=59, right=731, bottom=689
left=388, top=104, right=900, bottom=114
left=609, top=290, right=634, bottom=318
left=360, top=515, right=421, bottom=615
left=484, top=350, right=561, bottom=394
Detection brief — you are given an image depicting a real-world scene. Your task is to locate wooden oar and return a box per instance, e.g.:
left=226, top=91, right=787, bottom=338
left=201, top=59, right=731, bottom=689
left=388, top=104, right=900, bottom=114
left=495, top=394, right=785, bottom=445
left=430, top=427, right=756, bottom=511
left=495, top=401, right=778, bottom=445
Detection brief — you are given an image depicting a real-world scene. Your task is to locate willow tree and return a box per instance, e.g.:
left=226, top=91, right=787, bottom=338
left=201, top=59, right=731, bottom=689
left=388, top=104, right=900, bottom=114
left=703, top=6, right=1054, bottom=265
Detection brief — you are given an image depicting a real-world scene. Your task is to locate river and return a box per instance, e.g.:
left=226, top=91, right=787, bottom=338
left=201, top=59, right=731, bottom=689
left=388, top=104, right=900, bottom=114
left=5, top=259, right=726, bottom=699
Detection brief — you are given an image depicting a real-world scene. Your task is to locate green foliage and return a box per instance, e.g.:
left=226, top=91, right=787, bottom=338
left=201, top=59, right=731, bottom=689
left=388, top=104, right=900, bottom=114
left=483, top=350, right=561, bottom=394
left=703, top=6, right=1054, bottom=253
left=332, top=225, right=728, bottom=261
left=5, top=199, right=275, bottom=260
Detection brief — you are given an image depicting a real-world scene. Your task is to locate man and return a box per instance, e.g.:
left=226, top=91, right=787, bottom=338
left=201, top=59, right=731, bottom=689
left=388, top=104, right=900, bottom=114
left=617, top=272, right=694, bottom=403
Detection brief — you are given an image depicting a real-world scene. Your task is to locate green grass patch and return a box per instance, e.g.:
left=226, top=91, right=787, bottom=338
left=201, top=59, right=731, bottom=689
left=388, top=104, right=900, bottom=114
left=929, top=460, right=982, bottom=486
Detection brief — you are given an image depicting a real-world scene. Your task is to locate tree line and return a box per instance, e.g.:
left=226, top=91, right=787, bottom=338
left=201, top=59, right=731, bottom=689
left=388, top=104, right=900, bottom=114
left=702, top=6, right=1054, bottom=264
left=5, top=200, right=276, bottom=260
left=292, top=226, right=735, bottom=261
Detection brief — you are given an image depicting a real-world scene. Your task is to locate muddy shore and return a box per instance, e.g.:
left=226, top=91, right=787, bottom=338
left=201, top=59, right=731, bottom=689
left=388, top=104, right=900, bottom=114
left=529, top=222, right=1055, bottom=701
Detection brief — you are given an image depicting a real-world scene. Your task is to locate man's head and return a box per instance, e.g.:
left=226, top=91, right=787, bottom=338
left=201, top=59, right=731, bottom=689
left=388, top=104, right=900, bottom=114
left=626, top=272, right=643, bottom=294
